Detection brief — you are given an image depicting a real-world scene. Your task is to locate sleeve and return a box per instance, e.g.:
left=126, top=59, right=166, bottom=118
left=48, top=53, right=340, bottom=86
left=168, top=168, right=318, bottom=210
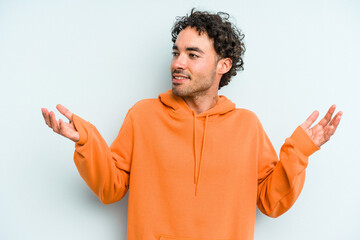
left=256, top=120, right=320, bottom=218
left=72, top=109, right=134, bottom=204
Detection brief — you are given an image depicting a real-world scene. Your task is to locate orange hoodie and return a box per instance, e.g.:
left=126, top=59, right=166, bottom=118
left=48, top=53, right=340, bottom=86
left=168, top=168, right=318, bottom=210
left=72, top=89, right=320, bottom=240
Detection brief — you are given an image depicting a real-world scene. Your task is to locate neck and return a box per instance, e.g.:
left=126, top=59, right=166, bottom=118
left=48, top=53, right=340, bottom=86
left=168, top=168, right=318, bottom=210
left=182, top=91, right=219, bottom=115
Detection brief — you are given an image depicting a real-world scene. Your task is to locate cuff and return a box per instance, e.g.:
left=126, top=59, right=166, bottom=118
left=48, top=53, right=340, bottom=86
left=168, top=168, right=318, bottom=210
left=72, top=114, right=89, bottom=145
left=289, top=126, right=320, bottom=157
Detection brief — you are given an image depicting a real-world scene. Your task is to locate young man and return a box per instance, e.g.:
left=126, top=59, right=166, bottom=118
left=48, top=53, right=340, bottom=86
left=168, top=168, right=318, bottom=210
left=41, top=9, right=342, bottom=240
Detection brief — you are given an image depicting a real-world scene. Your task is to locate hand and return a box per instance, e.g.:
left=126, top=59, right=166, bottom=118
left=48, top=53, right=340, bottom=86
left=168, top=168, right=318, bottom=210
left=300, top=104, right=342, bottom=147
left=41, top=104, right=80, bottom=142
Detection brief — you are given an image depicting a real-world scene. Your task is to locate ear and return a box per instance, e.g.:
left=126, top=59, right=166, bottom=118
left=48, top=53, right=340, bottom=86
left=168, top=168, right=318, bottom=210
left=217, top=58, right=232, bottom=75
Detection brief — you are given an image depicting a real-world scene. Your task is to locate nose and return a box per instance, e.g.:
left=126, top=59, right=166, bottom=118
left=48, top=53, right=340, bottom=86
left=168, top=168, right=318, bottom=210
left=172, top=53, right=187, bottom=70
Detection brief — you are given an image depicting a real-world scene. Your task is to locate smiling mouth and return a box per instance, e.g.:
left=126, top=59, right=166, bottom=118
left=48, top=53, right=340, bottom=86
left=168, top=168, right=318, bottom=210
left=172, top=73, right=190, bottom=84
left=172, top=76, right=189, bottom=83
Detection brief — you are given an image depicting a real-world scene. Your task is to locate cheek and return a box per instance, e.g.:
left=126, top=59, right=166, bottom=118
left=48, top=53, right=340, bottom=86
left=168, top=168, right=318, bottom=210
left=192, top=62, right=214, bottom=76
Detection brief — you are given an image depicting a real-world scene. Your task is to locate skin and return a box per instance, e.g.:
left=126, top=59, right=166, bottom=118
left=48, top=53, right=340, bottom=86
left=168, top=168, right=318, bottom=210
left=171, top=27, right=232, bottom=114
left=41, top=104, right=79, bottom=142
left=41, top=27, right=343, bottom=147
left=300, top=104, right=342, bottom=147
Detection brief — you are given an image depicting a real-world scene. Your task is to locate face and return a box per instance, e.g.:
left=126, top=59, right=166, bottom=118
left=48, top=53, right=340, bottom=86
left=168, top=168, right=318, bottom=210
left=170, top=27, right=220, bottom=97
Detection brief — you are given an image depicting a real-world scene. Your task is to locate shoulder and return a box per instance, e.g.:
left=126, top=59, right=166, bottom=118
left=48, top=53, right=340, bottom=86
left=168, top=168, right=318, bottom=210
left=227, top=108, right=263, bottom=131
left=232, top=108, right=261, bottom=122
left=127, top=98, right=162, bottom=117
left=226, top=108, right=265, bottom=136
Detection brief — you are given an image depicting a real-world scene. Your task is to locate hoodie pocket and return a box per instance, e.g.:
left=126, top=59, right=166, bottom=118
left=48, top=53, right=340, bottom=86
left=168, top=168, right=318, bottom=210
left=159, top=235, right=230, bottom=240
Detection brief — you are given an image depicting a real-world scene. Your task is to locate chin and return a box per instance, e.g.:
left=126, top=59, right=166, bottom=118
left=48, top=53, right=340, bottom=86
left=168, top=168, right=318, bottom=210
left=172, top=85, right=189, bottom=97
left=172, top=86, right=184, bottom=97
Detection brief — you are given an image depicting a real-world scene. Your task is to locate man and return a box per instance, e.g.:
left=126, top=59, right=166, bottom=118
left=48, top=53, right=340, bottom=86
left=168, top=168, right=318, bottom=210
left=41, top=9, right=342, bottom=240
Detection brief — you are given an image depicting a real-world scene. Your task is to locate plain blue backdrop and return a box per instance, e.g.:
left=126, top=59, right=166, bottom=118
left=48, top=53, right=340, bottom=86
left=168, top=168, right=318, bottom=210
left=0, top=0, right=359, bottom=239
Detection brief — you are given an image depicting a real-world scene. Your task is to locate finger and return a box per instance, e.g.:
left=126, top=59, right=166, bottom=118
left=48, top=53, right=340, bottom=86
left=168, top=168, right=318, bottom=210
left=301, top=110, right=319, bottom=129
left=50, top=111, right=60, bottom=133
left=59, top=118, right=64, bottom=135
left=326, top=111, right=343, bottom=136
left=317, top=104, right=336, bottom=127
left=328, top=111, right=343, bottom=127
left=56, top=104, right=72, bottom=121
left=42, top=108, right=51, bottom=127
left=41, top=108, right=47, bottom=125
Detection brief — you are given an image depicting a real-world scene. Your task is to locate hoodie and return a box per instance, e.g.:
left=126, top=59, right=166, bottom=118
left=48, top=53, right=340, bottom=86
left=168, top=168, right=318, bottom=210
left=72, top=89, right=320, bottom=240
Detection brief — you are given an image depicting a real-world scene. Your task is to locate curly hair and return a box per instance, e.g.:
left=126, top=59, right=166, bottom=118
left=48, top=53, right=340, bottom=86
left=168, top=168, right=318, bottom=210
left=171, top=9, right=245, bottom=89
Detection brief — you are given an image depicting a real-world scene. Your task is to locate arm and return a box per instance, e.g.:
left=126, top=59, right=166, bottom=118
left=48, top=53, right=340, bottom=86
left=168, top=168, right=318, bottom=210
left=257, top=105, right=342, bottom=218
left=72, top=111, right=133, bottom=204
left=41, top=104, right=133, bottom=204
left=256, top=124, right=319, bottom=217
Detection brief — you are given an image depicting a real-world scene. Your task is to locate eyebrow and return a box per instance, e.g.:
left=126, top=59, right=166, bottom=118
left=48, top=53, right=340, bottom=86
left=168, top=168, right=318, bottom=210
left=172, top=45, right=205, bottom=54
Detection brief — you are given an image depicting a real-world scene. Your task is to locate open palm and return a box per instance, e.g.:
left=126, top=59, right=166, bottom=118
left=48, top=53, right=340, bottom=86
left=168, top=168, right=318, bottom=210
left=41, top=104, right=80, bottom=142
left=300, top=104, right=342, bottom=147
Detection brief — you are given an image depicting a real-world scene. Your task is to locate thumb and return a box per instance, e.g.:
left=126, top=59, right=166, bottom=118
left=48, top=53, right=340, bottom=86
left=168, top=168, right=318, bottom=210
left=301, top=110, right=319, bottom=129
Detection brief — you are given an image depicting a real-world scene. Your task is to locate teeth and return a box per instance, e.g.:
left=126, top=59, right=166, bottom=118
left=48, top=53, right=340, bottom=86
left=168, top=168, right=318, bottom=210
left=174, top=76, right=188, bottom=79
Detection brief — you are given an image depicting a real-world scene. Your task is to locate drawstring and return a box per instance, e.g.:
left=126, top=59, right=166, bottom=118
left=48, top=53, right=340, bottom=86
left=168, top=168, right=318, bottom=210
left=193, top=111, right=197, bottom=185
left=192, top=112, right=209, bottom=196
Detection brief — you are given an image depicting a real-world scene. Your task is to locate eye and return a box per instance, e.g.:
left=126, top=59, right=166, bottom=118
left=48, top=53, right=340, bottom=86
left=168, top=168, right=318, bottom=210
left=189, top=53, right=199, bottom=58
left=172, top=51, right=179, bottom=57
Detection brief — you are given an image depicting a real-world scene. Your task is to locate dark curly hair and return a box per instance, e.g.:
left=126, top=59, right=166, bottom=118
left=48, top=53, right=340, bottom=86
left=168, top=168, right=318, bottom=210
left=171, top=9, right=245, bottom=89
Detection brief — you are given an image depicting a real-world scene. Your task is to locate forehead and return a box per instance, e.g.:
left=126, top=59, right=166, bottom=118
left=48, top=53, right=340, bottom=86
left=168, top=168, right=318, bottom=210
left=174, top=27, right=215, bottom=52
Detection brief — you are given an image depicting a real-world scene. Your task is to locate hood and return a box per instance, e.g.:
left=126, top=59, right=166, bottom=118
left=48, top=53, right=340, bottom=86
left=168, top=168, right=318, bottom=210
left=158, top=89, right=236, bottom=196
left=159, top=89, right=235, bottom=117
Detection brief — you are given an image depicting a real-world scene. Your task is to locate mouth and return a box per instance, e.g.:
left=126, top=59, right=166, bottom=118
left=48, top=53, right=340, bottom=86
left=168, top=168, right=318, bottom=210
left=172, top=74, right=190, bottom=84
